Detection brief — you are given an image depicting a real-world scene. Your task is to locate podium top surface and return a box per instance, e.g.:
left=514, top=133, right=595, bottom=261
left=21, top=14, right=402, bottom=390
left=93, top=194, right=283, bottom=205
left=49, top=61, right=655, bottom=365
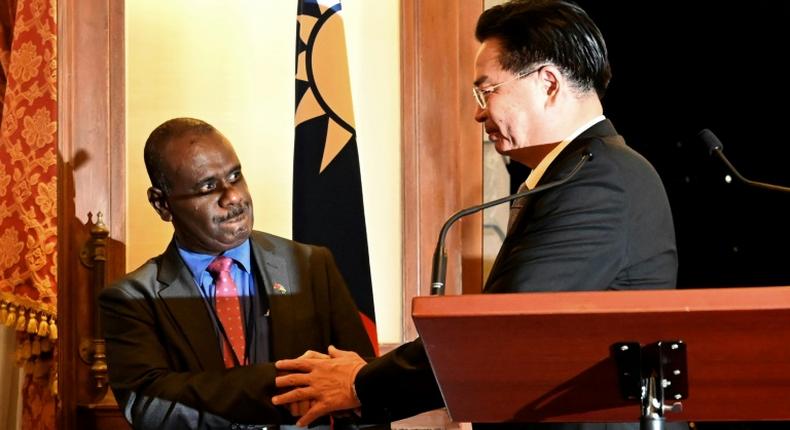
left=412, top=286, right=790, bottom=423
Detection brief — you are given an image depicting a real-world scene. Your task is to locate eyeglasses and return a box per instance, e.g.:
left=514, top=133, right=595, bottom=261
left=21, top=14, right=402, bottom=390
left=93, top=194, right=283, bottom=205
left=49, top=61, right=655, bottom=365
left=472, top=66, right=544, bottom=110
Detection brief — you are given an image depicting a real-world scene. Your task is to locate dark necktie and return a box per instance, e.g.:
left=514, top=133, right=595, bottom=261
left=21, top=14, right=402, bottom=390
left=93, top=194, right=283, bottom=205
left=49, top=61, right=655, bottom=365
left=507, top=182, right=529, bottom=234
left=207, top=256, right=245, bottom=367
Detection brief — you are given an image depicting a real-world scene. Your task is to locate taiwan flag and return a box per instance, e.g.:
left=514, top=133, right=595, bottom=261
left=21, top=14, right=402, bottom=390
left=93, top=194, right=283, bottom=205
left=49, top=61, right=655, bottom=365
left=293, top=0, right=378, bottom=353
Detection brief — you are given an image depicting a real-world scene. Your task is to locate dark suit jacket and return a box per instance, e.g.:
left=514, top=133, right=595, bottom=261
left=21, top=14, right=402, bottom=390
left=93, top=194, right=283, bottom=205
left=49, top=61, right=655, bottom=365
left=355, top=120, right=682, bottom=430
left=100, top=231, right=375, bottom=429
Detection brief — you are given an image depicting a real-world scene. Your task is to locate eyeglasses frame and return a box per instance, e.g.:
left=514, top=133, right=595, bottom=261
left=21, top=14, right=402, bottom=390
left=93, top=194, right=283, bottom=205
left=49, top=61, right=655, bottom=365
left=472, top=65, right=547, bottom=110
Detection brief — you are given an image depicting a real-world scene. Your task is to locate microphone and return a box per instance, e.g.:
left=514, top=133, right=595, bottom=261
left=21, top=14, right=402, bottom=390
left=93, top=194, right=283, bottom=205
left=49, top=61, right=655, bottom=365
left=698, top=129, right=790, bottom=193
left=430, top=150, right=593, bottom=295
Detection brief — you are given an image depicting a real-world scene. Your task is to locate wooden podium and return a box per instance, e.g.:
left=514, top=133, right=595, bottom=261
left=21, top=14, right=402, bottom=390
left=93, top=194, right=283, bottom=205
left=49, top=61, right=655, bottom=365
left=412, top=286, right=790, bottom=425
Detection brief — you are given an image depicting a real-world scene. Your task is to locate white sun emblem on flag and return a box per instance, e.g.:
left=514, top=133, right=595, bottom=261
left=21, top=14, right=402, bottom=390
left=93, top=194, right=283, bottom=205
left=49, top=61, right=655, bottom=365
left=295, top=2, right=356, bottom=173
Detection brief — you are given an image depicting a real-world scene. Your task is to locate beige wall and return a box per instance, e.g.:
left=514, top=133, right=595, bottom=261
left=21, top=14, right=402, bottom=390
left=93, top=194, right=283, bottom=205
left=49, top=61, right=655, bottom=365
left=126, top=0, right=402, bottom=343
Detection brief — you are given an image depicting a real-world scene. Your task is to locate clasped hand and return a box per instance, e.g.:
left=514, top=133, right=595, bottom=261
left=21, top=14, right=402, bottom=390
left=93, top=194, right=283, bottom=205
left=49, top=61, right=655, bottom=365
left=273, top=346, right=366, bottom=427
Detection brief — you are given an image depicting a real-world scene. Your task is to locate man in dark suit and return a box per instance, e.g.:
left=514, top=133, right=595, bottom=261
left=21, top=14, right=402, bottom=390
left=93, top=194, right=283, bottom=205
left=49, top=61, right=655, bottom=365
left=99, top=117, right=375, bottom=429
left=271, top=1, right=684, bottom=430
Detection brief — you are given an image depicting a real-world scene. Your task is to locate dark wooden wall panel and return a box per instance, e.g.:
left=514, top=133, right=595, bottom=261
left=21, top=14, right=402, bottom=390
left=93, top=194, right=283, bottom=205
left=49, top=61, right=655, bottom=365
left=401, top=0, right=484, bottom=340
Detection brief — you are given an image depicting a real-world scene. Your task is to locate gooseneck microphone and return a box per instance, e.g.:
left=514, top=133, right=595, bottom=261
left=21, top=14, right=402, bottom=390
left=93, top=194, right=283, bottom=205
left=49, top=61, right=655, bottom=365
left=430, top=150, right=593, bottom=295
left=698, top=129, right=790, bottom=193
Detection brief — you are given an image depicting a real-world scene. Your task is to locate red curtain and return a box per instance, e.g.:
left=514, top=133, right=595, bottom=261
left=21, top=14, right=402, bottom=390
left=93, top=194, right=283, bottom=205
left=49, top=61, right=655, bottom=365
left=0, top=0, right=58, bottom=428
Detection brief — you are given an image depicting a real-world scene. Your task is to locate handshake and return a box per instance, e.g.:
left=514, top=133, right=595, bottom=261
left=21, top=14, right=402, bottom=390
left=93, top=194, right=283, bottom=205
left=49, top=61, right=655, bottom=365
left=273, top=346, right=367, bottom=426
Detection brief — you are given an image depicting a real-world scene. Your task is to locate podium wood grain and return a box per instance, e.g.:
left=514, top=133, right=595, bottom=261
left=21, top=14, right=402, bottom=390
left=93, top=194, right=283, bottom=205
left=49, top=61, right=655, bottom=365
left=413, top=286, right=790, bottom=423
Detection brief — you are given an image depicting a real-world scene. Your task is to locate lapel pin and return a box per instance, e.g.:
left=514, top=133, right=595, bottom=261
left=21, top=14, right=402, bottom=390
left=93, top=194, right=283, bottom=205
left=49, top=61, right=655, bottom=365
left=273, top=283, right=287, bottom=295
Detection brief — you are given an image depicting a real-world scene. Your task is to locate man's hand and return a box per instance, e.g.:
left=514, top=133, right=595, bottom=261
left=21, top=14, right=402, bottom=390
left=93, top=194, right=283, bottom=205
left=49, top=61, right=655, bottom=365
left=272, top=346, right=366, bottom=426
left=279, top=350, right=330, bottom=418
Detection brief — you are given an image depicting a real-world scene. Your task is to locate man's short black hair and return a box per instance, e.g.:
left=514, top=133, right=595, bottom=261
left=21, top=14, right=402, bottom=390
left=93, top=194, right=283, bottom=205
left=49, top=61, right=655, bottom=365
left=475, top=0, right=611, bottom=98
left=143, top=117, right=217, bottom=193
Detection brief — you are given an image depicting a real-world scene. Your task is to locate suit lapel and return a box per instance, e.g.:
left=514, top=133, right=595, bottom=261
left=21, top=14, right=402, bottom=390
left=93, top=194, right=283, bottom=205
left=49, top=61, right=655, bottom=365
left=157, top=241, right=224, bottom=369
left=249, top=233, right=297, bottom=360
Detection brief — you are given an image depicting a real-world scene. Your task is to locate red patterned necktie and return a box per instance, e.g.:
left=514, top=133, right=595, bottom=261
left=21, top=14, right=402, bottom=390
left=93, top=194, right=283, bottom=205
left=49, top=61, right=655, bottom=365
left=207, top=256, right=245, bottom=367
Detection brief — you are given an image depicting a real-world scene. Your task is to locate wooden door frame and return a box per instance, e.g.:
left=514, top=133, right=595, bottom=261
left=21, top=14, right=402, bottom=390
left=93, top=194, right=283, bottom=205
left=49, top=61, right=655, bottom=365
left=57, top=1, right=125, bottom=429
left=400, top=0, right=484, bottom=340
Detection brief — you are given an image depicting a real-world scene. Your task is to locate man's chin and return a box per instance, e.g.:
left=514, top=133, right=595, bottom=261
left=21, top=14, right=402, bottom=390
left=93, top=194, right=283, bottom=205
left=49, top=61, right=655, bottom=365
left=213, top=225, right=251, bottom=250
left=494, top=139, right=516, bottom=155
left=229, top=224, right=252, bottom=243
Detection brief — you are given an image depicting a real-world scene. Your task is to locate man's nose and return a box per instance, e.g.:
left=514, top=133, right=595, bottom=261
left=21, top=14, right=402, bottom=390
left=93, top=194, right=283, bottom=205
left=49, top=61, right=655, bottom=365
left=219, top=182, right=243, bottom=206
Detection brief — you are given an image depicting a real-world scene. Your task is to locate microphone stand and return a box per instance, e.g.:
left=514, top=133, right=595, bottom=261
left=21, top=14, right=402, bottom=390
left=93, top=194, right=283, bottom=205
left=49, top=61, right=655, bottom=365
left=430, top=151, right=593, bottom=296
left=699, top=128, right=790, bottom=193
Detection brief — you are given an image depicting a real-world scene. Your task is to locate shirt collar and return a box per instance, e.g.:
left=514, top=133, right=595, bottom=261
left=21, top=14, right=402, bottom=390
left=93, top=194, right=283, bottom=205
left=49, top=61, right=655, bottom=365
left=176, top=238, right=252, bottom=283
left=523, top=115, right=606, bottom=190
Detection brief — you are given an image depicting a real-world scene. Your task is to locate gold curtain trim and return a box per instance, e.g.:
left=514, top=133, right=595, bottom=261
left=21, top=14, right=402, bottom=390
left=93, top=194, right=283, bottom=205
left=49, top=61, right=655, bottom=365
left=0, top=292, right=56, bottom=318
left=4, top=296, right=57, bottom=396
left=0, top=298, right=57, bottom=341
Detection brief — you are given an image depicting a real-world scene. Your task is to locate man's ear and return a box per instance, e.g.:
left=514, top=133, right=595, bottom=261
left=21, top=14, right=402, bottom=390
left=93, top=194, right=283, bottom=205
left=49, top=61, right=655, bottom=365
left=539, top=65, right=561, bottom=98
left=147, top=187, right=172, bottom=222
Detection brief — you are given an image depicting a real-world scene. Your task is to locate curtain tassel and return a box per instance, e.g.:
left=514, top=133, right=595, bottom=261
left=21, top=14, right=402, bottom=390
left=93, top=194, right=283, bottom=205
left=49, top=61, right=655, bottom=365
left=15, top=309, right=27, bottom=332
left=37, top=315, right=49, bottom=337
left=32, top=337, right=41, bottom=356
left=5, top=304, right=17, bottom=327
left=48, top=316, right=57, bottom=341
left=26, top=310, right=38, bottom=334
left=0, top=302, right=7, bottom=323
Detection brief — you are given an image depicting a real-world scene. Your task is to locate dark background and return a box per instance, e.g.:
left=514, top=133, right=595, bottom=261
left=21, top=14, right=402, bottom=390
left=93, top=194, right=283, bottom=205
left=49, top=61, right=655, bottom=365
left=570, top=2, right=789, bottom=429
left=570, top=1, right=790, bottom=289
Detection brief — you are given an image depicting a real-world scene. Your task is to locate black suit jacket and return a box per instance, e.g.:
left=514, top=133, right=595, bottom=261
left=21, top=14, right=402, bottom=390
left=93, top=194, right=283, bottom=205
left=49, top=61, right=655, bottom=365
left=485, top=119, right=676, bottom=294
left=100, top=231, right=375, bottom=429
left=355, top=120, right=681, bottom=430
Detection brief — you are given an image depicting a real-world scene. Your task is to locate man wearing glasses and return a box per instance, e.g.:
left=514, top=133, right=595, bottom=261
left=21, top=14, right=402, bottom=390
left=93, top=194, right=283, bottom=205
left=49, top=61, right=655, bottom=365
left=273, top=1, right=680, bottom=429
